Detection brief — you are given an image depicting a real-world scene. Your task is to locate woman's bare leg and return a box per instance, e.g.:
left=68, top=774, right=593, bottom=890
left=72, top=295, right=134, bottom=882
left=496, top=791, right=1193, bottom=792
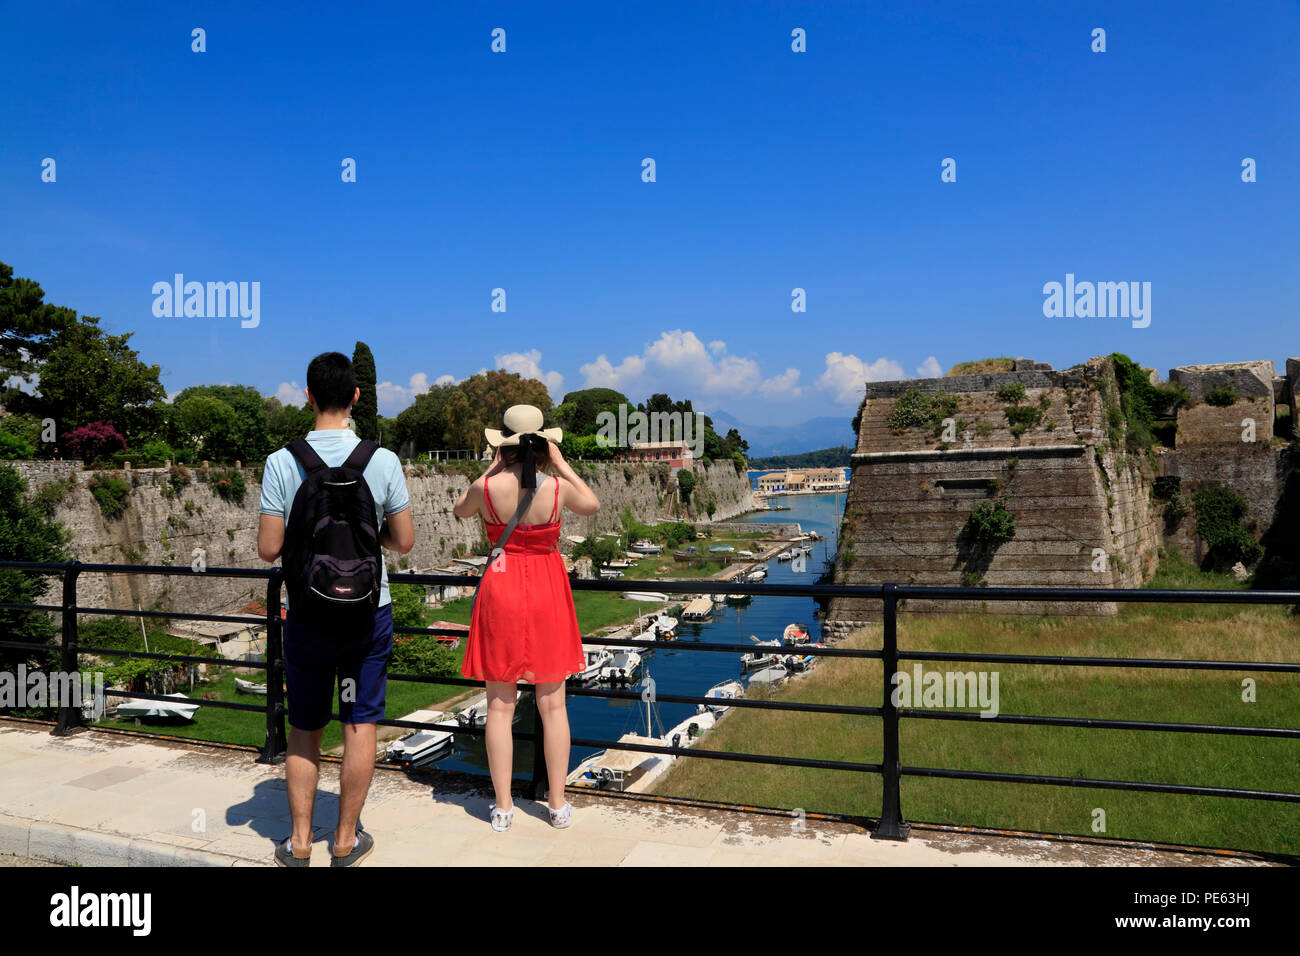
left=485, top=681, right=518, bottom=811
left=534, top=680, right=570, bottom=810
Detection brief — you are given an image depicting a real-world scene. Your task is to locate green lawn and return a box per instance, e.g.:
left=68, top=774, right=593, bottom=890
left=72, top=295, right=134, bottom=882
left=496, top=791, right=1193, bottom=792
left=652, top=557, right=1300, bottom=857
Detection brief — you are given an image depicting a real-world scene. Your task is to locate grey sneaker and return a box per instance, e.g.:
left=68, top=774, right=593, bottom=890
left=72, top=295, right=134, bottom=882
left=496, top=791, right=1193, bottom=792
left=274, top=836, right=312, bottom=867
left=330, top=828, right=374, bottom=867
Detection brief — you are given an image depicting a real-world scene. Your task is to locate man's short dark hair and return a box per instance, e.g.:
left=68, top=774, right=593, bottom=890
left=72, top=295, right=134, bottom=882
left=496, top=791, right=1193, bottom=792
left=306, top=352, right=356, bottom=413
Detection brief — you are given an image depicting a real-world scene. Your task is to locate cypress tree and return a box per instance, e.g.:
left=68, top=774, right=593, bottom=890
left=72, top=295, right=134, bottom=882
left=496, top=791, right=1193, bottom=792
left=352, top=341, right=379, bottom=441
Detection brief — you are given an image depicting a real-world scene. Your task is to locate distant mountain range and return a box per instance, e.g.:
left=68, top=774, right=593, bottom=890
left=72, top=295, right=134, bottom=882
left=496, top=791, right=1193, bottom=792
left=704, top=410, right=856, bottom=459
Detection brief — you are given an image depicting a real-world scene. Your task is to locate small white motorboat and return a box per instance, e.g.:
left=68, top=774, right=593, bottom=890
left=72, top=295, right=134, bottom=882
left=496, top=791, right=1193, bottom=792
left=652, top=615, right=678, bottom=639
left=574, top=645, right=614, bottom=682
left=747, top=664, right=789, bottom=687
left=775, top=550, right=794, bottom=561
left=782, top=622, right=812, bottom=644
left=454, top=690, right=521, bottom=727
left=623, top=591, right=670, bottom=602
left=599, top=650, right=643, bottom=683
left=698, top=679, right=745, bottom=714
left=385, top=710, right=455, bottom=766
left=663, top=710, right=717, bottom=750
left=737, top=550, right=755, bottom=559
left=234, top=677, right=267, bottom=696
left=631, top=540, right=663, bottom=554
left=740, top=635, right=782, bottom=670
left=745, top=568, right=767, bottom=582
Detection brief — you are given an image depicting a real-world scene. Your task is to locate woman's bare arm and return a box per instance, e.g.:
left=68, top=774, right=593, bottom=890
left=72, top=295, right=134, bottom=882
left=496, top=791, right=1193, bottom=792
left=547, top=443, right=600, bottom=516
left=453, top=448, right=503, bottom=518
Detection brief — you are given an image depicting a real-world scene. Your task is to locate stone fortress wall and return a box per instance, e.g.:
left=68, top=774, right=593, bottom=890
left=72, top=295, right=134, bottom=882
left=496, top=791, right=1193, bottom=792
left=824, top=355, right=1300, bottom=636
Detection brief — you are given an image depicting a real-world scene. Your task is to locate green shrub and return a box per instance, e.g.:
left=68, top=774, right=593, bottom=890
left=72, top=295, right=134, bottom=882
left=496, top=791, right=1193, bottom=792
left=887, top=390, right=961, bottom=434
left=0, top=430, right=35, bottom=460
left=88, top=475, right=131, bottom=519
left=1192, top=485, right=1262, bottom=568
left=389, top=635, right=458, bottom=678
left=132, top=440, right=176, bottom=466
left=209, top=467, right=246, bottom=505
left=168, top=463, right=191, bottom=497
left=30, top=478, right=72, bottom=517
left=1205, top=386, right=1239, bottom=407
left=1004, top=405, right=1043, bottom=436
left=996, top=382, right=1026, bottom=404
left=966, top=499, right=1016, bottom=545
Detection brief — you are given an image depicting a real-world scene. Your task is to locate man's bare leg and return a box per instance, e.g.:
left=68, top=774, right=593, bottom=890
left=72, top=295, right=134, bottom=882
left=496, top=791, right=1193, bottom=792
left=335, top=722, right=377, bottom=849
left=286, top=726, right=324, bottom=854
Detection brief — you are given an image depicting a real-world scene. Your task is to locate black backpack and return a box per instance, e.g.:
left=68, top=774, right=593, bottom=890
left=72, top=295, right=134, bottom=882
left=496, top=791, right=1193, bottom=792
left=281, top=438, right=383, bottom=637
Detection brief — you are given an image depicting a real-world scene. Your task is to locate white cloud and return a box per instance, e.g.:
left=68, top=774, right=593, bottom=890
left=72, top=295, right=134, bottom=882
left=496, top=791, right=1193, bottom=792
left=758, top=367, right=803, bottom=400
left=816, top=352, right=905, bottom=404
left=916, top=356, right=943, bottom=379
left=272, top=381, right=304, bottom=406
left=494, top=348, right=564, bottom=400
left=586, top=329, right=762, bottom=397
left=579, top=353, right=647, bottom=389
left=376, top=372, right=445, bottom=415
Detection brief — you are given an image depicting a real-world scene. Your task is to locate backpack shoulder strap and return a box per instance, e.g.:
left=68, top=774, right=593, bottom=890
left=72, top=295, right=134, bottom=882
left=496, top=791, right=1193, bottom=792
left=489, top=487, right=537, bottom=560
left=287, top=439, right=328, bottom=475
left=342, top=439, right=380, bottom=475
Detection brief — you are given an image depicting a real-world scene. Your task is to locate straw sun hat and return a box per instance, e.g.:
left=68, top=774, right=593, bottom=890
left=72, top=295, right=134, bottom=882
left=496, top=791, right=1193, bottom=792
left=484, top=404, right=563, bottom=448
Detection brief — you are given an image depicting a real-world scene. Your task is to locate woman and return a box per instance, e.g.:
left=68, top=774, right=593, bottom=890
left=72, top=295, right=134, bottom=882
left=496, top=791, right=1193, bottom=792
left=453, top=404, right=600, bottom=831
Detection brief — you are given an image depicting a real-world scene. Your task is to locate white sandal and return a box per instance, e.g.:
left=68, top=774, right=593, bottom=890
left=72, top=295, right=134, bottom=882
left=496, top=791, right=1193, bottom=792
left=490, top=804, right=514, bottom=831
left=547, top=800, right=573, bottom=829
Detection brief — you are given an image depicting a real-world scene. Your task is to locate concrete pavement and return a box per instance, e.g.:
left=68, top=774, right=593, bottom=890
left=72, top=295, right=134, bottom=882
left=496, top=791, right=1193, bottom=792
left=0, top=719, right=1280, bottom=867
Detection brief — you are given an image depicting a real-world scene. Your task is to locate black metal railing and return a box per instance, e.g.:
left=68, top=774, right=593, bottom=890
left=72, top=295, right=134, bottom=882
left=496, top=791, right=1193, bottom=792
left=1, top=560, right=1298, bottom=842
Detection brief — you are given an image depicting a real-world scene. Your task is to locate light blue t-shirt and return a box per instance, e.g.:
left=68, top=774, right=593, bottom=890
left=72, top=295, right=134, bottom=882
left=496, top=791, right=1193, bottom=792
left=259, top=429, right=411, bottom=608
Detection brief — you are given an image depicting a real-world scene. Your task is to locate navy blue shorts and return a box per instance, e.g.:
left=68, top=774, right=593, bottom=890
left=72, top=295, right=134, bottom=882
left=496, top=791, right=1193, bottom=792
left=283, top=603, right=394, bottom=731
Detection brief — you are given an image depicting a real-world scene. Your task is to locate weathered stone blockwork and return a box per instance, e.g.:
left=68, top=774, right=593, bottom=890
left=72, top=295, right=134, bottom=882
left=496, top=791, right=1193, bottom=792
left=9, top=459, right=756, bottom=618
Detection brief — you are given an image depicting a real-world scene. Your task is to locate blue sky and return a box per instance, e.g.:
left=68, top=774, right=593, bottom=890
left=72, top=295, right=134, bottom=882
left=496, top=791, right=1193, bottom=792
left=2, top=1, right=1296, bottom=427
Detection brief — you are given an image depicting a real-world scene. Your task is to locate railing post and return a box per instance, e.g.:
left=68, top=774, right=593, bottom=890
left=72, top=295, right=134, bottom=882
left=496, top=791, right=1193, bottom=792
left=873, top=581, right=910, bottom=840
left=52, top=562, right=84, bottom=737
left=257, top=568, right=288, bottom=764
left=523, top=688, right=548, bottom=802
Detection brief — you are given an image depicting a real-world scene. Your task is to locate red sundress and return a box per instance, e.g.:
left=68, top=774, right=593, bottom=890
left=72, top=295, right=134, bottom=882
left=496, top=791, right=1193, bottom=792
left=460, top=475, right=587, bottom=684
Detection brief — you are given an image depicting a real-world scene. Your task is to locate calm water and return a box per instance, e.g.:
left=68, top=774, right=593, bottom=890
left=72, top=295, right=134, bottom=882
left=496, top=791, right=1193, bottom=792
left=430, top=490, right=846, bottom=779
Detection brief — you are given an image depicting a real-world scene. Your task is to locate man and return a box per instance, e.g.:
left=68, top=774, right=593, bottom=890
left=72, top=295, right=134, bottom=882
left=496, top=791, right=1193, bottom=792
left=257, top=351, right=414, bottom=866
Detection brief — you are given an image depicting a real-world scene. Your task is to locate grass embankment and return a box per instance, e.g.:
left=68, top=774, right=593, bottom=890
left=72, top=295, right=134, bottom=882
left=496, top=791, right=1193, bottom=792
left=652, top=556, right=1300, bottom=856
left=91, top=588, right=668, bottom=748
left=613, top=530, right=780, bottom=580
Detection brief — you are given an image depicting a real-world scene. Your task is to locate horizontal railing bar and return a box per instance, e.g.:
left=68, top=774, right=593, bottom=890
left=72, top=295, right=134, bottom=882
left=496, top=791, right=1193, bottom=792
left=900, top=765, right=1300, bottom=802
left=100, top=688, right=268, bottom=715
left=899, top=708, right=1300, bottom=738
left=565, top=683, right=883, bottom=717
left=76, top=644, right=268, bottom=670
left=897, top=649, right=1300, bottom=672
left=73, top=606, right=265, bottom=626
left=0, top=602, right=64, bottom=613
left=576, top=635, right=883, bottom=657
left=0, top=640, right=61, bottom=654
left=4, top=560, right=1300, bottom=605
